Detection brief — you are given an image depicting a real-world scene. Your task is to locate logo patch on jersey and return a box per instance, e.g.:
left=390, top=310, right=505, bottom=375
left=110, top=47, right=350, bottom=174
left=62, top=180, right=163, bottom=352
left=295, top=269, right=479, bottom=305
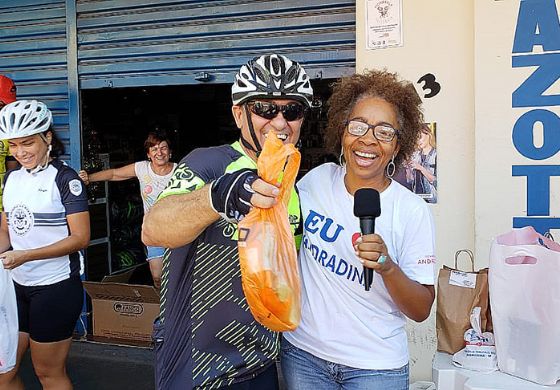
left=163, top=163, right=205, bottom=194
left=175, top=163, right=196, bottom=181
left=288, top=214, right=298, bottom=225
left=10, top=204, right=34, bottom=236
left=69, top=179, right=83, bottom=196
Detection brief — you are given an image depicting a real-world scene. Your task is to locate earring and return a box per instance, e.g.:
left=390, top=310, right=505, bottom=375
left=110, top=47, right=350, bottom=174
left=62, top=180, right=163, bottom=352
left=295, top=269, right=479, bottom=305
left=386, top=154, right=396, bottom=178
left=339, top=146, right=346, bottom=166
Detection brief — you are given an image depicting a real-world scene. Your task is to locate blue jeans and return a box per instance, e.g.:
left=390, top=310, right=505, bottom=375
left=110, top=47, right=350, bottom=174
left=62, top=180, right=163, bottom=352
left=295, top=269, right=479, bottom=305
left=280, top=337, right=409, bottom=390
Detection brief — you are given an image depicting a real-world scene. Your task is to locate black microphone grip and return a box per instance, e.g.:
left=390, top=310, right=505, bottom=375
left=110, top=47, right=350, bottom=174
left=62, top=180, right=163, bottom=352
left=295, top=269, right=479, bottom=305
left=360, top=217, right=375, bottom=291
left=353, top=187, right=381, bottom=292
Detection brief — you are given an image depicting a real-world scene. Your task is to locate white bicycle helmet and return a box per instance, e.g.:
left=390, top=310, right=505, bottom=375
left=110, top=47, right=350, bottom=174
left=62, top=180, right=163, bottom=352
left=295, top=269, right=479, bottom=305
left=0, top=100, right=52, bottom=140
left=232, top=54, right=314, bottom=107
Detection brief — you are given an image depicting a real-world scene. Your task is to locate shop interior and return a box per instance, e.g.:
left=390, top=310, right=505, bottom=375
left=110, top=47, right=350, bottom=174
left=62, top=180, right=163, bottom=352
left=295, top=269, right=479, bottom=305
left=81, top=80, right=336, bottom=283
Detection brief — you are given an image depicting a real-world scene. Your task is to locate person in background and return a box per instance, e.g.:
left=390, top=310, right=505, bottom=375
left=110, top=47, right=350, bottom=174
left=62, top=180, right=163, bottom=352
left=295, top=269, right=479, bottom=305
left=408, top=123, right=437, bottom=203
left=280, top=70, right=436, bottom=390
left=142, top=53, right=313, bottom=389
left=0, top=100, right=90, bottom=390
left=0, top=75, right=20, bottom=212
left=78, top=130, right=176, bottom=288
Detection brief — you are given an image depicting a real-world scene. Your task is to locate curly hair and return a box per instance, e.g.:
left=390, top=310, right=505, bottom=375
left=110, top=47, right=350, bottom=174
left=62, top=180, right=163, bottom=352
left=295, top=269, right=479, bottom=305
left=324, top=69, right=424, bottom=168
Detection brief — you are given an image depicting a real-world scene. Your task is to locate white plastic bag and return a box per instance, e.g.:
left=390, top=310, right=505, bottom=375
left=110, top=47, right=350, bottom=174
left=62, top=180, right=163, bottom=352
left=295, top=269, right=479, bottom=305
left=489, top=226, right=560, bottom=385
left=0, top=267, right=18, bottom=374
left=452, top=307, right=498, bottom=372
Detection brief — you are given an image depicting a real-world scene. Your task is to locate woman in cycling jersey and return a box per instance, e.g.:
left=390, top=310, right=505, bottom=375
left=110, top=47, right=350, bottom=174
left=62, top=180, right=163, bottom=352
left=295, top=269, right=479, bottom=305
left=78, top=130, right=176, bottom=288
left=0, top=100, right=90, bottom=390
left=280, top=71, right=436, bottom=390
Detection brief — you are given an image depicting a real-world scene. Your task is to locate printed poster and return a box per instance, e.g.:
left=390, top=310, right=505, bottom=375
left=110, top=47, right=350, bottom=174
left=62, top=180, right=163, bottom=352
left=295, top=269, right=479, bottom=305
left=394, top=122, right=438, bottom=204
left=366, top=0, right=403, bottom=50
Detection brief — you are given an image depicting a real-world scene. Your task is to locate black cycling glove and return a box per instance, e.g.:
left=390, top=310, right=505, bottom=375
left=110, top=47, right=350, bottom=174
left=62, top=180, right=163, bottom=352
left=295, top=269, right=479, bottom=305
left=210, top=168, right=258, bottom=222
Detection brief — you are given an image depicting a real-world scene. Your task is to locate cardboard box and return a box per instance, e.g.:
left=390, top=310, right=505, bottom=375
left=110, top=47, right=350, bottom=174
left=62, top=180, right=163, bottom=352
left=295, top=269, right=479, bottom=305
left=83, top=268, right=159, bottom=344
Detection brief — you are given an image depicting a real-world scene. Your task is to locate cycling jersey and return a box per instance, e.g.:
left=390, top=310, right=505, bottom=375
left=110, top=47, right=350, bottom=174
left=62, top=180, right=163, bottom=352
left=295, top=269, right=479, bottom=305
left=3, top=159, right=88, bottom=286
left=154, top=141, right=301, bottom=390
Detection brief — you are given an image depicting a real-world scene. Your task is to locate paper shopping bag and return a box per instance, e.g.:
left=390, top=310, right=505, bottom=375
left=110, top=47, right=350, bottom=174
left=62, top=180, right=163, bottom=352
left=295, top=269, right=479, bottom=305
left=436, top=249, right=492, bottom=354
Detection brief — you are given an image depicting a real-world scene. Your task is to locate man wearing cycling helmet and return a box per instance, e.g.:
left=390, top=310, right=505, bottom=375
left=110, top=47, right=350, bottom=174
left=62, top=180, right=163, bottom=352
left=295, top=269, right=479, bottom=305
left=142, top=54, right=313, bottom=389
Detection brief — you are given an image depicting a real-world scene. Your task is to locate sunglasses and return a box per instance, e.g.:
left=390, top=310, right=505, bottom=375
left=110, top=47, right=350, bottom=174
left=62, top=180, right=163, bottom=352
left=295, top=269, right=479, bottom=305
left=346, top=119, right=400, bottom=142
left=248, top=101, right=307, bottom=122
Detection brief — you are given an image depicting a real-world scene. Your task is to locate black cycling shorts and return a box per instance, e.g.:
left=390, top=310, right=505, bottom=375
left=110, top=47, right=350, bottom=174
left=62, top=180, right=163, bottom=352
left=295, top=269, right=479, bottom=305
left=14, top=276, right=84, bottom=343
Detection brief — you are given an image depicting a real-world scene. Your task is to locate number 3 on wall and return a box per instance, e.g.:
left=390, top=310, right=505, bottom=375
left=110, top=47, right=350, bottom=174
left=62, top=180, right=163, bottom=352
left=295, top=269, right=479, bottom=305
left=417, top=73, right=441, bottom=99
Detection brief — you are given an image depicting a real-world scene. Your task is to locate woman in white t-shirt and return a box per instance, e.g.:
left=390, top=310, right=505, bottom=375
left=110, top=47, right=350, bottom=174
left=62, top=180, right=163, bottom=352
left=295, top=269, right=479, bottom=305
left=281, top=70, right=436, bottom=390
left=79, top=131, right=176, bottom=288
left=0, top=100, right=90, bottom=390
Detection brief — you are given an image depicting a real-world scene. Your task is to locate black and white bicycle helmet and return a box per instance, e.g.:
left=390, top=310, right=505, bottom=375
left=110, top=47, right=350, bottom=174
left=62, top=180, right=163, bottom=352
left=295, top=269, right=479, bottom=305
left=0, top=100, right=52, bottom=140
left=232, top=54, right=314, bottom=154
left=232, top=54, right=314, bottom=107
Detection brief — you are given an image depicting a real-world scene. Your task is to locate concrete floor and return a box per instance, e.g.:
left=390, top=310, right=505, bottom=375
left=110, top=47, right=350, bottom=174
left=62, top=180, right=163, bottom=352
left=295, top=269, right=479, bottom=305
left=20, top=340, right=155, bottom=390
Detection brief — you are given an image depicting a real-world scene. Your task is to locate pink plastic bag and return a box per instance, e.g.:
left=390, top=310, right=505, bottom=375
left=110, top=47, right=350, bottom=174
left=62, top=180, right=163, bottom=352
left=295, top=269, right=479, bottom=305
left=489, top=226, right=560, bottom=385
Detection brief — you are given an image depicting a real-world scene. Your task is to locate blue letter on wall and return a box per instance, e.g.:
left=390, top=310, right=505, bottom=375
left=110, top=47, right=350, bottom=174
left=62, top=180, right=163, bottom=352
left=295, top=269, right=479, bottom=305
left=512, top=165, right=560, bottom=215
left=512, top=109, right=560, bottom=160
left=512, top=53, right=560, bottom=108
left=513, top=0, right=560, bottom=54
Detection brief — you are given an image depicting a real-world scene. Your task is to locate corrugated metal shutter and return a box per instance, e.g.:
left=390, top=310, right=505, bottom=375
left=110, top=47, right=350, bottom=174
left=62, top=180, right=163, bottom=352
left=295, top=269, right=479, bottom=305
left=77, top=0, right=355, bottom=89
left=0, top=0, right=80, bottom=168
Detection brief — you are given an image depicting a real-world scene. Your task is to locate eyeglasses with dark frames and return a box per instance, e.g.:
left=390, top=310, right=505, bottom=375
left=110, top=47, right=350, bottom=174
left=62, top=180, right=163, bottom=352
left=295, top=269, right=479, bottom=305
left=346, top=119, right=400, bottom=142
left=247, top=101, right=307, bottom=122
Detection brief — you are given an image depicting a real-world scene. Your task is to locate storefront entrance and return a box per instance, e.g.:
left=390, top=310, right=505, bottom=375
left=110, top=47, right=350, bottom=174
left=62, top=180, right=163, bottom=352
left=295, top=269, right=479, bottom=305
left=81, top=79, right=334, bottom=279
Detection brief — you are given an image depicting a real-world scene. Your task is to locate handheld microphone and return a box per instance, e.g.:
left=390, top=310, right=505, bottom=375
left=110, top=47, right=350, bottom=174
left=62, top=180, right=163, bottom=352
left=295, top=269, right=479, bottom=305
left=353, top=188, right=381, bottom=291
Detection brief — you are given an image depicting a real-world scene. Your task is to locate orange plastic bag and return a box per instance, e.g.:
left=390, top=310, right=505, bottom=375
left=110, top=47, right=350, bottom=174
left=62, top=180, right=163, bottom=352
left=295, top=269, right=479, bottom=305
left=237, top=135, right=301, bottom=332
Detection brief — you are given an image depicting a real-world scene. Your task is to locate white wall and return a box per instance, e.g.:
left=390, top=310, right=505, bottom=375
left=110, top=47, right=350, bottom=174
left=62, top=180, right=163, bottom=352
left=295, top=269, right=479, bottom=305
left=357, top=0, right=560, bottom=382
left=475, top=0, right=560, bottom=259
left=356, top=0, right=475, bottom=382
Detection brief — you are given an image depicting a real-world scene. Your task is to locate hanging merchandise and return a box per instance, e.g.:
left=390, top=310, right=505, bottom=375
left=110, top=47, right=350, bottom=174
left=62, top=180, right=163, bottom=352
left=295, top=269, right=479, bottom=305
left=489, top=226, right=560, bottom=385
left=237, top=135, right=301, bottom=332
left=110, top=200, right=143, bottom=226
left=0, top=267, right=18, bottom=374
left=436, top=249, right=492, bottom=354
left=113, top=248, right=144, bottom=269
left=81, top=128, right=106, bottom=201
left=112, top=225, right=142, bottom=249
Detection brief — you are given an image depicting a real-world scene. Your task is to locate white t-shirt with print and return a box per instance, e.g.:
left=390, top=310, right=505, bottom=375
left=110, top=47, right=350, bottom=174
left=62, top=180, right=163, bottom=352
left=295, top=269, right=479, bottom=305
left=4, top=160, right=88, bottom=286
left=284, top=163, right=436, bottom=370
left=134, top=161, right=176, bottom=213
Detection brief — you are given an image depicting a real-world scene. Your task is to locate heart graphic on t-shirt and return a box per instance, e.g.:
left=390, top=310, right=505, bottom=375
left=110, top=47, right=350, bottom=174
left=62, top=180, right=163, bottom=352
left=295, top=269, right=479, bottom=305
left=351, top=232, right=361, bottom=247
